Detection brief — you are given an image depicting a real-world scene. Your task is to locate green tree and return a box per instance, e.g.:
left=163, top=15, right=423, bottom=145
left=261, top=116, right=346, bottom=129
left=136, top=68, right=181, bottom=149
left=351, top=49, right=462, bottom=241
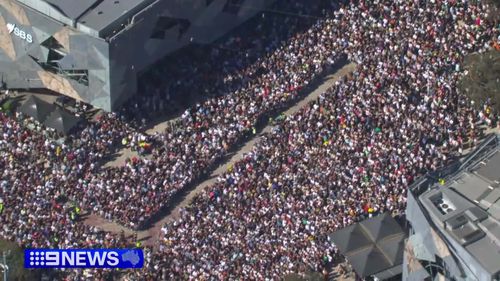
left=0, top=239, right=39, bottom=281
left=459, top=50, right=500, bottom=112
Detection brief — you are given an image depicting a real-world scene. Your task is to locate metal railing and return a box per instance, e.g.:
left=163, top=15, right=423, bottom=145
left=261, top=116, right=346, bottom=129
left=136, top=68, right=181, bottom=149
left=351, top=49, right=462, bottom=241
left=109, top=0, right=160, bottom=41
left=0, top=250, right=11, bottom=281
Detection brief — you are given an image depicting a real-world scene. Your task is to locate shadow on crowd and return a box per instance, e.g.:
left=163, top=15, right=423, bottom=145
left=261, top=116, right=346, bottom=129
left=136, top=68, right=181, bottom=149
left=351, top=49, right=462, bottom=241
left=135, top=55, right=349, bottom=231
left=119, top=0, right=347, bottom=131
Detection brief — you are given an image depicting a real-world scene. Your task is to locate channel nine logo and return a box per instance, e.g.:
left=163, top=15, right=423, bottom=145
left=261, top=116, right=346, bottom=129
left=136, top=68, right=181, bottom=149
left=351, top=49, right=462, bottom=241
left=24, top=249, right=144, bottom=269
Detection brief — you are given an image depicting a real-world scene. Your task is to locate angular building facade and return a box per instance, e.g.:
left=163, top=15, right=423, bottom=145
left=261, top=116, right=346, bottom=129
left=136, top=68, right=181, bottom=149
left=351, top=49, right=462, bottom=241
left=404, top=134, right=500, bottom=281
left=0, top=0, right=276, bottom=111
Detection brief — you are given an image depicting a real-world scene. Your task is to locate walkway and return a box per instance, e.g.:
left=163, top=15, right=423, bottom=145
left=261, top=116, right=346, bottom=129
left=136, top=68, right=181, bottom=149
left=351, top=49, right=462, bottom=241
left=103, top=147, right=151, bottom=168
left=83, top=63, right=357, bottom=246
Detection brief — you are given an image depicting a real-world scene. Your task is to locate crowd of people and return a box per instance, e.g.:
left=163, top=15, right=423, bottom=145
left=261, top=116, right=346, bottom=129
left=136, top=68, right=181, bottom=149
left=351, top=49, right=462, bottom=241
left=120, top=0, right=336, bottom=125
left=0, top=110, right=142, bottom=280
left=65, top=0, right=347, bottom=229
left=0, top=0, right=499, bottom=280
left=0, top=0, right=345, bottom=267
left=1, top=0, right=340, bottom=259
left=2, top=0, right=327, bottom=234
left=136, top=0, right=498, bottom=279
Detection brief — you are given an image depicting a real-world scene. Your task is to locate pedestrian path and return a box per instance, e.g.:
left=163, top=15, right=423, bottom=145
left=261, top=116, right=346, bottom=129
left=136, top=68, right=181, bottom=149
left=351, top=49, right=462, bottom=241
left=84, top=63, right=357, bottom=247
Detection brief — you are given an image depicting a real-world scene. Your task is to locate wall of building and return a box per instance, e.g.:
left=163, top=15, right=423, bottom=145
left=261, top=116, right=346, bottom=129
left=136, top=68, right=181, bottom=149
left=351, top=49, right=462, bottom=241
left=405, top=188, right=488, bottom=281
left=0, top=0, right=113, bottom=109
left=1, top=0, right=276, bottom=111
left=15, top=0, right=74, bottom=26
left=106, top=0, right=276, bottom=109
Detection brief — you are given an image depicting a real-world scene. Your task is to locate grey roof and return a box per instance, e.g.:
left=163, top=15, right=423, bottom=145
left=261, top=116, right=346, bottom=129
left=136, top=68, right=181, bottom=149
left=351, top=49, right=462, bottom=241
left=42, top=0, right=98, bottom=20
left=416, top=134, right=500, bottom=278
left=78, top=0, right=154, bottom=35
left=18, top=95, right=55, bottom=122
left=475, top=151, right=500, bottom=182
left=452, top=172, right=491, bottom=202
left=361, top=212, right=404, bottom=242
left=43, top=107, right=82, bottom=134
left=330, top=213, right=406, bottom=278
left=378, top=233, right=405, bottom=263
left=330, top=224, right=372, bottom=253
left=347, top=245, right=392, bottom=277
left=373, top=265, right=403, bottom=280
left=25, top=0, right=156, bottom=38
left=466, top=235, right=500, bottom=276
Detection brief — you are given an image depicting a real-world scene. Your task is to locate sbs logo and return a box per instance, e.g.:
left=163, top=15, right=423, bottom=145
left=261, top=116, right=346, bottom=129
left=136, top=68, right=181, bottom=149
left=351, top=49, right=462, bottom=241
left=6, top=23, right=15, bottom=33
left=6, top=23, right=33, bottom=43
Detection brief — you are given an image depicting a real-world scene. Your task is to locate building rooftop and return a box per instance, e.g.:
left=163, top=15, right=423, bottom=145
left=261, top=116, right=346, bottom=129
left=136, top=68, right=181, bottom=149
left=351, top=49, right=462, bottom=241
left=77, top=0, right=154, bottom=37
left=42, top=0, right=97, bottom=20
left=418, top=135, right=500, bottom=278
left=329, top=213, right=406, bottom=279
left=18, top=0, right=157, bottom=38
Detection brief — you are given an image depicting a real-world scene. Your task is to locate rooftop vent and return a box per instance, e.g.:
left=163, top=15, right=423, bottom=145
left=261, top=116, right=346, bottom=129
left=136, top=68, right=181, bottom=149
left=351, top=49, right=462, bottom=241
left=432, top=195, right=456, bottom=215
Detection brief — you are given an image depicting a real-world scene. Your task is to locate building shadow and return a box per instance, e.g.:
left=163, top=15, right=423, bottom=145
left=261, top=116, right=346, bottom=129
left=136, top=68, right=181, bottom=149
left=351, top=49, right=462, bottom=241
left=120, top=0, right=339, bottom=132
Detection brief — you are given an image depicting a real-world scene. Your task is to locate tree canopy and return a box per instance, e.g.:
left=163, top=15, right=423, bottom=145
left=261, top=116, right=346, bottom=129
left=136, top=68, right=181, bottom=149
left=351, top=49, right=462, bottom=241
left=459, top=50, right=500, bottom=112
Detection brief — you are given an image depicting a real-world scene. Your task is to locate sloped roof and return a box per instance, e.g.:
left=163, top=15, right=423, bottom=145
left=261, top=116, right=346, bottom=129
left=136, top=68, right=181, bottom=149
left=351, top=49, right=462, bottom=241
left=18, top=95, right=54, bottom=122
left=361, top=212, right=404, bottom=241
left=347, top=245, right=392, bottom=277
left=43, top=107, right=82, bottom=134
left=41, top=0, right=97, bottom=20
left=330, top=223, right=372, bottom=253
left=330, top=213, right=406, bottom=278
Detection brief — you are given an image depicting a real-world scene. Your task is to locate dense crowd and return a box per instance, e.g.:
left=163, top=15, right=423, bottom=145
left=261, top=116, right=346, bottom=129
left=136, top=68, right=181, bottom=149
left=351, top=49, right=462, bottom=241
left=134, top=0, right=498, bottom=279
left=0, top=110, right=141, bottom=280
left=70, top=0, right=346, bottom=229
left=3, top=0, right=340, bottom=232
left=0, top=0, right=499, bottom=280
left=120, top=0, right=335, bottom=124
left=0, top=0, right=343, bottom=267
left=0, top=2, right=339, bottom=264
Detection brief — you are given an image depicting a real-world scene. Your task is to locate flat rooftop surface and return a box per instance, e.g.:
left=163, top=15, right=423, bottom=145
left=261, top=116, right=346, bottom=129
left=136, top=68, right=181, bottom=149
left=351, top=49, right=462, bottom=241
left=78, top=0, right=150, bottom=31
left=475, top=151, right=500, bottom=182
left=418, top=135, right=500, bottom=277
left=28, top=0, right=156, bottom=36
left=42, top=0, right=98, bottom=20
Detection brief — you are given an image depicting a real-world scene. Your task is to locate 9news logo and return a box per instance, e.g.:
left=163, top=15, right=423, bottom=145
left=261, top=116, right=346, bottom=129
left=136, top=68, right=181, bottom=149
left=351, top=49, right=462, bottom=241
left=24, top=249, right=144, bottom=269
